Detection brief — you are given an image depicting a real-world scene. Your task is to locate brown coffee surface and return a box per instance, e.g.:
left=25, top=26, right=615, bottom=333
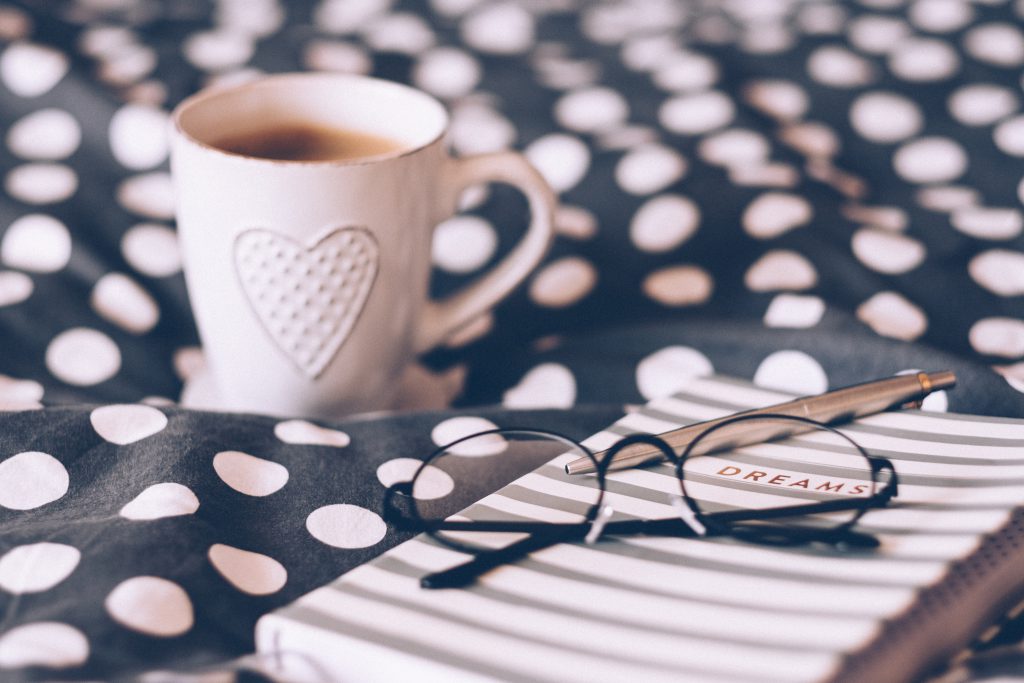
left=213, top=123, right=404, bottom=161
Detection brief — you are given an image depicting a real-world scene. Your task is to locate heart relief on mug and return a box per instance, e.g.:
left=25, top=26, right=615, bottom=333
left=171, top=73, right=556, bottom=418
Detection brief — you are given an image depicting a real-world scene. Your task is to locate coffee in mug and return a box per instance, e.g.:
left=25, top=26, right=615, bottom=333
left=212, top=123, right=404, bottom=162
left=171, top=73, right=556, bottom=418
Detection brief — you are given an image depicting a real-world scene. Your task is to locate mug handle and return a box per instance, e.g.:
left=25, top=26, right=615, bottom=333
left=413, top=151, right=556, bottom=354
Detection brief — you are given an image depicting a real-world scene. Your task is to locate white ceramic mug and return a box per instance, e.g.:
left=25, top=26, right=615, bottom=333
left=171, top=73, right=555, bottom=417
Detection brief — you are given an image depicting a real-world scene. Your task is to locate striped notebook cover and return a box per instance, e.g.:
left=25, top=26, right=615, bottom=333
left=256, top=376, right=1024, bottom=683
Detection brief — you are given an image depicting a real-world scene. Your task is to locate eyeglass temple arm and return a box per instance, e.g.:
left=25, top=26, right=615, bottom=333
left=421, top=530, right=575, bottom=589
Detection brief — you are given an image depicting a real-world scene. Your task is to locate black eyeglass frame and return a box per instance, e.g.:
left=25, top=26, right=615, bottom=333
left=382, top=413, right=900, bottom=589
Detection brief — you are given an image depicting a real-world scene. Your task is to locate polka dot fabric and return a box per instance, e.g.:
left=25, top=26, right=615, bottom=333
left=0, top=0, right=1023, bottom=680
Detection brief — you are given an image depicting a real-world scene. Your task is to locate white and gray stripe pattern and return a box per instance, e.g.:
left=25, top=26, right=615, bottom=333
left=257, top=377, right=1024, bottom=683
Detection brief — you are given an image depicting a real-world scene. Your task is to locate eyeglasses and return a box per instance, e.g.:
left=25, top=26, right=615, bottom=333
left=382, top=413, right=900, bottom=589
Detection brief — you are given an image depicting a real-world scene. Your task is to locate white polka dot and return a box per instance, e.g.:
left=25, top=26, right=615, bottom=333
left=529, top=257, right=597, bottom=308
left=779, top=123, right=840, bottom=159
left=117, top=172, right=175, bottom=220
left=996, top=116, right=1024, bottom=157
left=5, top=163, right=77, bottom=204
left=917, top=185, right=979, bottom=212
left=797, top=4, right=847, bottom=34
left=213, top=451, right=289, bottom=496
left=949, top=84, right=1018, bottom=126
left=642, top=265, right=713, bottom=306
left=599, top=126, right=659, bottom=150
left=120, top=483, right=199, bottom=521
left=0, top=451, right=68, bottom=510
left=304, top=39, right=371, bottom=74
left=969, top=249, right=1024, bottom=296
left=851, top=228, right=926, bottom=274
left=430, top=0, right=481, bottom=15
left=0, top=543, right=79, bottom=594
left=274, top=420, right=350, bottom=447
left=216, top=0, right=284, bottom=37
left=743, top=193, right=813, bottom=239
left=754, top=350, right=828, bottom=394
left=889, top=38, right=960, bottom=81
left=90, top=404, right=167, bottom=445
left=6, top=109, right=80, bottom=160
left=841, top=204, right=909, bottom=232
left=46, top=328, right=121, bottom=386
left=450, top=104, right=516, bottom=155
left=620, top=34, right=678, bottom=71
left=413, top=47, right=480, bottom=99
left=306, top=504, right=387, bottom=549
left=524, top=134, right=590, bottom=194
left=183, top=29, right=254, bottom=71
left=698, top=129, right=770, bottom=168
left=651, top=51, right=718, bottom=91
left=909, top=0, right=973, bottom=32
left=893, top=137, right=967, bottom=184
left=208, top=544, right=287, bottom=596
left=121, top=223, right=181, bottom=277
left=534, top=55, right=600, bottom=91
left=0, top=271, right=31, bottom=307
left=636, top=346, right=714, bottom=400
left=431, top=416, right=504, bottom=456
left=857, top=291, right=928, bottom=341
left=1, top=214, right=71, bottom=273
left=363, top=12, right=435, bottom=54
left=0, top=622, right=88, bottom=669
left=314, top=0, right=389, bottom=33
left=847, top=15, right=910, bottom=54
left=951, top=207, right=1023, bottom=240
left=850, top=92, right=923, bottom=143
left=0, top=42, right=68, bottom=97
left=432, top=216, right=497, bottom=274
left=742, top=80, right=808, bottom=122
left=745, top=250, right=818, bottom=292
left=173, top=346, right=204, bottom=382
left=105, top=576, right=194, bottom=637
left=970, top=317, right=1024, bottom=358
left=90, top=273, right=160, bottom=334
left=741, top=24, right=796, bottom=55
left=203, top=67, right=264, bottom=91
left=555, top=205, right=598, bottom=240
left=554, top=86, right=628, bottom=134
left=965, top=23, right=1024, bottom=67
left=763, top=294, right=826, bottom=328
left=376, top=458, right=454, bottom=499
left=462, top=3, right=534, bottom=55
left=502, top=363, right=577, bottom=409
left=0, top=7, right=30, bottom=42
left=659, top=91, right=735, bottom=135
left=97, top=44, right=158, bottom=88
left=614, top=144, right=686, bottom=195
left=81, top=26, right=136, bottom=58
left=807, top=45, right=875, bottom=87
left=729, top=162, right=798, bottom=187
left=109, top=104, right=169, bottom=170
left=0, top=374, right=42, bottom=404
left=629, top=194, right=700, bottom=253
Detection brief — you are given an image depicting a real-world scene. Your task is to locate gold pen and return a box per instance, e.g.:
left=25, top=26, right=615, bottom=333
left=564, top=371, right=957, bottom=475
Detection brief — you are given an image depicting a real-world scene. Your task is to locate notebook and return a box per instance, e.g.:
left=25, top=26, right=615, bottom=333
left=255, top=375, right=1024, bottom=683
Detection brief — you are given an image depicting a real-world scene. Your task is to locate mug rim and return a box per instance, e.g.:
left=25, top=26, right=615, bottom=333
left=170, top=72, right=449, bottom=167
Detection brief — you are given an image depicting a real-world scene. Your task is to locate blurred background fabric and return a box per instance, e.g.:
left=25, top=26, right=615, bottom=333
left=1, top=0, right=1024, bottom=680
